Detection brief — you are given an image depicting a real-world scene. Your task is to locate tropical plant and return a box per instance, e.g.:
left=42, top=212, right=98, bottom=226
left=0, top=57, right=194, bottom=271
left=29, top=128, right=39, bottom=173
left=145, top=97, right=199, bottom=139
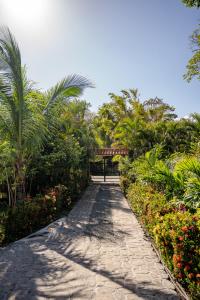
left=93, top=89, right=196, bottom=158
left=126, top=181, right=200, bottom=298
left=184, top=26, right=200, bottom=82
left=0, top=27, right=93, bottom=205
left=175, top=157, right=200, bottom=208
left=143, top=97, right=177, bottom=122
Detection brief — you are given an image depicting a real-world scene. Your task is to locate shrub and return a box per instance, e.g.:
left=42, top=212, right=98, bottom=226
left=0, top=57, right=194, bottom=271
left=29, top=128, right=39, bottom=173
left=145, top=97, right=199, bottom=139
left=127, top=182, right=200, bottom=298
left=4, top=197, right=56, bottom=243
left=0, top=178, right=89, bottom=246
left=127, top=182, right=169, bottom=216
left=120, top=176, right=132, bottom=195
left=153, top=211, right=200, bottom=299
left=127, top=182, right=151, bottom=216
left=47, top=184, right=72, bottom=212
left=183, top=178, right=200, bottom=209
left=4, top=182, right=76, bottom=243
left=0, top=215, right=6, bottom=245
left=125, top=148, right=200, bottom=210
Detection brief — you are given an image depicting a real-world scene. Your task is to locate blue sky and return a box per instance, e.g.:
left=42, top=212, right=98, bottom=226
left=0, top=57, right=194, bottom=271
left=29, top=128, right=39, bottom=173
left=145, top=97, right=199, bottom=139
left=0, top=0, right=199, bottom=116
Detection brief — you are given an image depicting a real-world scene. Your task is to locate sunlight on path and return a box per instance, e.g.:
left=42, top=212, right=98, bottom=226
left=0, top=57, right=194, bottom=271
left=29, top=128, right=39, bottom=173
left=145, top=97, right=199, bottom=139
left=0, top=184, right=179, bottom=300
left=91, top=176, right=120, bottom=184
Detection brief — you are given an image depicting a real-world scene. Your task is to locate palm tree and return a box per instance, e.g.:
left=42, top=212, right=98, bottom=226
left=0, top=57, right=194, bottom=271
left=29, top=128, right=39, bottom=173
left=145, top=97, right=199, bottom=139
left=0, top=27, right=93, bottom=206
left=143, top=98, right=177, bottom=122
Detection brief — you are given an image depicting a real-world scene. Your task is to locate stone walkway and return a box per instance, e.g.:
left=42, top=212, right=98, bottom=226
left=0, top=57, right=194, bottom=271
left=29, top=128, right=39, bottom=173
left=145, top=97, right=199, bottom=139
left=0, top=184, right=179, bottom=300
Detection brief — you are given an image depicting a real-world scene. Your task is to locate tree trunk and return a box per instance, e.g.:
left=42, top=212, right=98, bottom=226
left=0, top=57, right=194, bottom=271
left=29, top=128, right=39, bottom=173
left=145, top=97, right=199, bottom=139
left=7, top=181, right=16, bottom=207
left=16, top=179, right=25, bottom=202
left=15, top=157, right=26, bottom=203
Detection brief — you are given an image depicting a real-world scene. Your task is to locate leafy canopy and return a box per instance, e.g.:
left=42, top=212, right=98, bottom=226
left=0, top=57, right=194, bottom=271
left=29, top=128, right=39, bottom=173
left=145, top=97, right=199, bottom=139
left=182, top=0, right=200, bottom=7
left=184, top=26, right=200, bottom=82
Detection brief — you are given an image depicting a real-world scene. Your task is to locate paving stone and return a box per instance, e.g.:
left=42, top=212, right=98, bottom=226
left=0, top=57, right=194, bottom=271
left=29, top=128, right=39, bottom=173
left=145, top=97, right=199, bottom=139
left=0, top=184, right=180, bottom=299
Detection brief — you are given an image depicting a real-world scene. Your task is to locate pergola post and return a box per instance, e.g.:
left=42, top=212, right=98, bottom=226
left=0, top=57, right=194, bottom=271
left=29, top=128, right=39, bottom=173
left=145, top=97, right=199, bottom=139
left=103, top=157, right=106, bottom=182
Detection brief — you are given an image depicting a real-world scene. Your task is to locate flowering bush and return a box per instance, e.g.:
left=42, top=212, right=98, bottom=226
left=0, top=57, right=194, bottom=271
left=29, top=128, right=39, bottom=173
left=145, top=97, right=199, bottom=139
left=44, top=184, right=72, bottom=212
left=127, top=182, right=200, bottom=299
left=153, top=211, right=200, bottom=299
left=127, top=182, right=169, bottom=222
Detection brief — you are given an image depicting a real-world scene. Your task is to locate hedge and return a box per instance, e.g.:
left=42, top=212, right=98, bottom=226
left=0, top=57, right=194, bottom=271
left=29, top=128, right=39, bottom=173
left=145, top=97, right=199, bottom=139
left=0, top=177, right=89, bottom=246
left=126, top=181, right=200, bottom=299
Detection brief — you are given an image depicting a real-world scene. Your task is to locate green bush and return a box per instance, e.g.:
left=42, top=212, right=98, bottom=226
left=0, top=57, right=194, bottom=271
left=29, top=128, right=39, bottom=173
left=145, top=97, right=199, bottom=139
left=127, top=182, right=174, bottom=232
left=127, top=182, right=151, bottom=216
left=4, top=197, right=56, bottom=243
left=127, top=182, right=200, bottom=298
left=0, top=210, right=7, bottom=244
left=124, top=147, right=200, bottom=210
left=54, top=184, right=72, bottom=210
left=120, top=176, right=132, bottom=195
left=0, top=178, right=89, bottom=246
left=153, top=211, right=200, bottom=299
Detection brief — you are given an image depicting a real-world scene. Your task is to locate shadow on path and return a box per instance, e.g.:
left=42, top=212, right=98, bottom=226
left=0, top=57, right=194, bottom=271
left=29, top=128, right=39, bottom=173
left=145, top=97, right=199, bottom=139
left=0, top=184, right=179, bottom=299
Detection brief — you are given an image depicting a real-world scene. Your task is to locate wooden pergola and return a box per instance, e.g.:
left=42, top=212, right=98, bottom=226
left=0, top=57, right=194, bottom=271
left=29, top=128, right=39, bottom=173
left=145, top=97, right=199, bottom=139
left=93, top=148, right=128, bottom=182
left=95, top=148, right=128, bottom=157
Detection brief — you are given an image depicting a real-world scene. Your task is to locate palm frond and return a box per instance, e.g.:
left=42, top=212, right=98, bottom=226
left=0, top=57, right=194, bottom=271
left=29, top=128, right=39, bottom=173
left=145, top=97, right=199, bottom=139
left=184, top=177, right=200, bottom=209
left=0, top=27, right=23, bottom=98
left=44, top=74, right=94, bottom=113
left=0, top=26, right=32, bottom=144
left=0, top=79, right=18, bottom=130
left=0, top=105, right=12, bottom=137
left=23, top=112, right=48, bottom=156
left=175, top=157, right=200, bottom=178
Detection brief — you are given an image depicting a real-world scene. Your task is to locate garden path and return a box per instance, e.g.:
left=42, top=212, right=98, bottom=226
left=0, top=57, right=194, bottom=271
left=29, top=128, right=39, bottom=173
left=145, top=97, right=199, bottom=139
left=0, top=184, right=179, bottom=300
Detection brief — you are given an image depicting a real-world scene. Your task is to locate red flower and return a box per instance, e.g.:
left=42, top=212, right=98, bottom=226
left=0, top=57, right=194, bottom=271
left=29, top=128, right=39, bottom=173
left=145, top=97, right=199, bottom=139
left=188, top=273, right=194, bottom=279
left=184, top=265, right=190, bottom=272
left=181, top=226, right=188, bottom=232
left=176, top=255, right=182, bottom=262
left=177, top=263, right=183, bottom=269
left=178, top=236, right=184, bottom=241
left=189, top=225, right=194, bottom=231
left=177, top=273, right=184, bottom=279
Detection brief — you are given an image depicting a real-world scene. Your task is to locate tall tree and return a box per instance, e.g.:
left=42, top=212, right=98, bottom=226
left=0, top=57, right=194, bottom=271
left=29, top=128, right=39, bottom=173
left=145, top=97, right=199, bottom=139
left=181, top=0, right=200, bottom=81
left=0, top=27, right=93, bottom=205
left=184, top=26, right=200, bottom=82
left=143, top=97, right=177, bottom=122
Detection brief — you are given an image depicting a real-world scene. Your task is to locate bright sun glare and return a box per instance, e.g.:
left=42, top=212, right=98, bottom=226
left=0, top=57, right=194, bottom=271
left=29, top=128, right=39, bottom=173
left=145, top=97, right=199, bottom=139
left=1, top=0, right=49, bottom=30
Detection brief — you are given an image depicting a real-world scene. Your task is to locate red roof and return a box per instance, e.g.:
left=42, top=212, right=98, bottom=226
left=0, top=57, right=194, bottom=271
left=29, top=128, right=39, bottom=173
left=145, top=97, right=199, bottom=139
left=95, top=148, right=128, bottom=156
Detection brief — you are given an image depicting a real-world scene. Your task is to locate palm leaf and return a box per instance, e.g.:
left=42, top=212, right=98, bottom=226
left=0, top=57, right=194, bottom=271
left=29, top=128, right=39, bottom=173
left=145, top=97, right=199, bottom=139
left=0, top=27, right=23, bottom=98
left=175, top=157, right=200, bottom=178
left=44, top=75, right=94, bottom=113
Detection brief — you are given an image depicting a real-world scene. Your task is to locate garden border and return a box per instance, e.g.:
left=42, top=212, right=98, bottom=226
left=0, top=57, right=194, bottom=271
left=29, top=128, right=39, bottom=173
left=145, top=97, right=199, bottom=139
left=124, top=194, right=190, bottom=300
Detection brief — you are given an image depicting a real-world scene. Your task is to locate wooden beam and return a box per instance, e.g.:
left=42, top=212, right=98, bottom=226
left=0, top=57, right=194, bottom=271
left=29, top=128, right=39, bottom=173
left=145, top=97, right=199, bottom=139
left=95, top=148, right=128, bottom=156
